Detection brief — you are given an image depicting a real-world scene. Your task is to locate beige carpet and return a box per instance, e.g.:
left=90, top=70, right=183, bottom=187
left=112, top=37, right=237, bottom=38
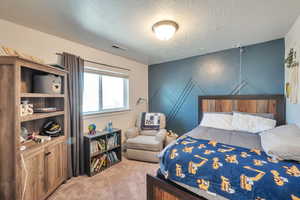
left=48, top=157, right=158, bottom=200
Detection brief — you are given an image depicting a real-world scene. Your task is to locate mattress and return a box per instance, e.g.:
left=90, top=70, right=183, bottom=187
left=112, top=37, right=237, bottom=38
left=159, top=126, right=262, bottom=159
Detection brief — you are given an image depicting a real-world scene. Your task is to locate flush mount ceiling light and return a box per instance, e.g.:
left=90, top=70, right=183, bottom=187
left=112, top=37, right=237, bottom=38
left=152, top=20, right=179, bottom=41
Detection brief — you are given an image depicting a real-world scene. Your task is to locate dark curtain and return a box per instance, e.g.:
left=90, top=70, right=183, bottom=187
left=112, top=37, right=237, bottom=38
left=62, top=52, right=84, bottom=177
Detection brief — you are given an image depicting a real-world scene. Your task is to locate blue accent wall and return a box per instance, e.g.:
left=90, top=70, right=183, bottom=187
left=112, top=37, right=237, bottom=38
left=149, top=39, right=285, bottom=135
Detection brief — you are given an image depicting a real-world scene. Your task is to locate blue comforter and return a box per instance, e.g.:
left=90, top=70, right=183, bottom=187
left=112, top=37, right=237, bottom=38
left=160, top=136, right=300, bottom=200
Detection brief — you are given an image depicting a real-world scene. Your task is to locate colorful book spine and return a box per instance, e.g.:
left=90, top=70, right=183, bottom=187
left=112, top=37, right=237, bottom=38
left=90, top=139, right=106, bottom=154
left=107, top=134, right=119, bottom=150
left=91, top=154, right=107, bottom=173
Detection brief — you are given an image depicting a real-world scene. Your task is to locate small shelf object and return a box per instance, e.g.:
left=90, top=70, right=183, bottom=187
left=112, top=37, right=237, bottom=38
left=165, top=130, right=179, bottom=147
left=84, top=129, right=122, bottom=176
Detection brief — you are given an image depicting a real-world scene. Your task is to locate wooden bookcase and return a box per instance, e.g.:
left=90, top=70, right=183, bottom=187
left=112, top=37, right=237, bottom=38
left=0, top=56, right=68, bottom=200
left=84, top=129, right=122, bottom=176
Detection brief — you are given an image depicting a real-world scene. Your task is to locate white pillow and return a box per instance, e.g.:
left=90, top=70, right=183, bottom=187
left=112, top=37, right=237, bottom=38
left=232, top=112, right=276, bottom=133
left=200, top=113, right=233, bottom=130
left=260, top=124, right=300, bottom=161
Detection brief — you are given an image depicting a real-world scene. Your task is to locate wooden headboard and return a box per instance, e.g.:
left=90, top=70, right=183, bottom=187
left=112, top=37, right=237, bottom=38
left=198, top=95, right=286, bottom=125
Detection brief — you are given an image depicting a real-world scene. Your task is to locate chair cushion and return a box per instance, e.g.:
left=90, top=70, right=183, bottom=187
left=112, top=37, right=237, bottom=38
left=126, top=149, right=159, bottom=163
left=126, top=135, right=163, bottom=151
left=140, top=130, right=158, bottom=136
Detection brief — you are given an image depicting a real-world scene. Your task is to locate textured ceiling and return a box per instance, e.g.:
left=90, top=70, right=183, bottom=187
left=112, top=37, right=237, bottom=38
left=0, top=0, right=300, bottom=65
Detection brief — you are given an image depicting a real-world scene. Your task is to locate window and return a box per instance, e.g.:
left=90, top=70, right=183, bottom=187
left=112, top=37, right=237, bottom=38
left=83, top=70, right=129, bottom=114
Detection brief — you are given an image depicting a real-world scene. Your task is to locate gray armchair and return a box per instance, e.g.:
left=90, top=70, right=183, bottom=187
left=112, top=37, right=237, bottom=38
left=124, top=113, right=167, bottom=163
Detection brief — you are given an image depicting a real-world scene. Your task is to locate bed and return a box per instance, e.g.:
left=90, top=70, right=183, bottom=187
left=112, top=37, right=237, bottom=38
left=146, top=95, right=300, bottom=200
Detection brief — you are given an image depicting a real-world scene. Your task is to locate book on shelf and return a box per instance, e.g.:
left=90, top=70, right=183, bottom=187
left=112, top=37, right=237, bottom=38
left=112, top=151, right=118, bottom=161
left=90, top=139, right=105, bottom=155
left=107, top=151, right=119, bottom=165
left=107, top=134, right=119, bottom=150
left=91, top=154, right=107, bottom=173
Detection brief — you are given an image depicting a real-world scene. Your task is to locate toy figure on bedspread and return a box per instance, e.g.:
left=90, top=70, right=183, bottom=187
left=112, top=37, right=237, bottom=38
left=160, top=136, right=300, bottom=200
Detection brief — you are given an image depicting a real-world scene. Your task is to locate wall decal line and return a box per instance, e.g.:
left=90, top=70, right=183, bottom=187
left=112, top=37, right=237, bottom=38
left=230, top=80, right=248, bottom=95
left=167, top=82, right=195, bottom=123
left=193, top=79, right=208, bottom=95
left=167, top=78, right=208, bottom=124
left=166, top=78, right=194, bottom=122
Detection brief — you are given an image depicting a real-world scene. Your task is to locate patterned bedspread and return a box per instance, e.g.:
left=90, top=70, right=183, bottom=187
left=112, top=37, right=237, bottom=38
left=160, top=136, right=300, bottom=200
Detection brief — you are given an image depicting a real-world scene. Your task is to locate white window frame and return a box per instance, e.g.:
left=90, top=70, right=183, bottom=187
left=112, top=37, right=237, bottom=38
left=83, top=67, right=130, bottom=116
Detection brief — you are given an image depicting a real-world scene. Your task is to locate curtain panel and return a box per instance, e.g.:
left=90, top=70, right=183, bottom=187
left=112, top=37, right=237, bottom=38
left=62, top=52, right=84, bottom=177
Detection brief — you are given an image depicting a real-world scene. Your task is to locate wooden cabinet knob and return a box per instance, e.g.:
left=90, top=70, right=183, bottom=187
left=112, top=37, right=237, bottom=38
left=45, top=152, right=52, bottom=156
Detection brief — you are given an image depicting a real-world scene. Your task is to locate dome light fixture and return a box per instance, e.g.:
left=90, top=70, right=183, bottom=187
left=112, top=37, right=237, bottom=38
left=152, top=20, right=179, bottom=41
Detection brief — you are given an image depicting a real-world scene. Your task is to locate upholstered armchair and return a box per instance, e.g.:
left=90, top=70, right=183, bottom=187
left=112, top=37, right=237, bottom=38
left=124, top=113, right=167, bottom=163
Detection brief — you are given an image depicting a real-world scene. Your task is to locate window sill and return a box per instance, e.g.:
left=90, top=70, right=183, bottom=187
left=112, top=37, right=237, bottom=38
left=83, top=109, right=131, bottom=119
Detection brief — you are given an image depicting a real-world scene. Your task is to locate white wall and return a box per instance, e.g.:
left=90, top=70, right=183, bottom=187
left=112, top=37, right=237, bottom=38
left=0, top=19, right=148, bottom=135
left=285, top=15, right=300, bottom=127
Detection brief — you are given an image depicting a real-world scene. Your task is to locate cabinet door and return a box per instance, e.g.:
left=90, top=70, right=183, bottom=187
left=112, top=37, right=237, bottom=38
left=21, top=150, right=46, bottom=200
left=45, top=140, right=66, bottom=192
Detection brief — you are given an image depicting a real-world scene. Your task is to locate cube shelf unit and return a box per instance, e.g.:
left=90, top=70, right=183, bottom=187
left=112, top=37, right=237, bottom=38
left=0, top=56, right=68, bottom=200
left=84, top=129, right=122, bottom=176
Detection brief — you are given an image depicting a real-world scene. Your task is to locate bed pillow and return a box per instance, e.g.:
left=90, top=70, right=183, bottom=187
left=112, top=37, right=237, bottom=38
left=234, top=111, right=274, bottom=119
left=260, top=124, right=300, bottom=161
left=249, top=113, right=274, bottom=119
left=232, top=112, right=276, bottom=133
left=200, top=112, right=233, bottom=130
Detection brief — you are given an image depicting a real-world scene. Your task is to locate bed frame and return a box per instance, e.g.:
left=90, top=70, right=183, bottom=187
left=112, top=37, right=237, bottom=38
left=147, top=94, right=286, bottom=200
